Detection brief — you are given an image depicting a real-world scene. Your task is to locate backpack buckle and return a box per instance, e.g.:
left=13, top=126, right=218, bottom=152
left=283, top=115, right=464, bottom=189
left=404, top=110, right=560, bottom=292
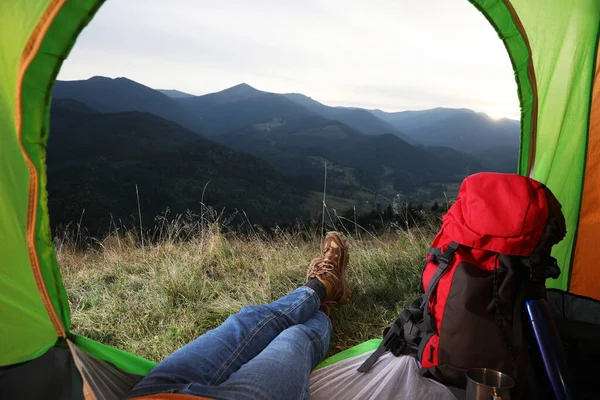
left=438, top=242, right=460, bottom=264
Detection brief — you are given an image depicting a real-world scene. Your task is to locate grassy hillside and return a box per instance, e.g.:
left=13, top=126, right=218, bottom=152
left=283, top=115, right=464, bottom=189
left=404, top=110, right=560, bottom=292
left=57, top=221, right=434, bottom=361
left=219, top=117, right=481, bottom=199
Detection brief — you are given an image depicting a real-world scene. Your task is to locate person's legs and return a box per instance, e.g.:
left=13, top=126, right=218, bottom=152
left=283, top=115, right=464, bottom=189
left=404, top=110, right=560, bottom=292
left=127, top=231, right=350, bottom=399
left=184, top=312, right=332, bottom=400
left=127, top=285, right=322, bottom=398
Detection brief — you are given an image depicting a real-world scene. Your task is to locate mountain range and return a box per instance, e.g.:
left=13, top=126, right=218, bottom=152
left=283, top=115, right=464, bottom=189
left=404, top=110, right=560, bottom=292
left=49, top=76, right=519, bottom=232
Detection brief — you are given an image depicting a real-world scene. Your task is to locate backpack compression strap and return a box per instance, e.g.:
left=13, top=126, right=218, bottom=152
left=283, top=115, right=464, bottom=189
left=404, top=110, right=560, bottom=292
left=357, top=242, right=459, bottom=372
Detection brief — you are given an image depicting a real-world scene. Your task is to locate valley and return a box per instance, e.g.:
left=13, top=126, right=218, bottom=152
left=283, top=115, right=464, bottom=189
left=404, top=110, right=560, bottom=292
left=50, top=76, right=519, bottom=233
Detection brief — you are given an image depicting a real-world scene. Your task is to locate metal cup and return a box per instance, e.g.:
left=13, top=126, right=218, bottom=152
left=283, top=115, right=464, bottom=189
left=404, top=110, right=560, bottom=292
left=466, top=368, right=515, bottom=400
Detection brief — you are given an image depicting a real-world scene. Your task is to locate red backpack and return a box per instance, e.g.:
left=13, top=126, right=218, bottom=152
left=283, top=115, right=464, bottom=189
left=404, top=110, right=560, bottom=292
left=359, top=173, right=566, bottom=394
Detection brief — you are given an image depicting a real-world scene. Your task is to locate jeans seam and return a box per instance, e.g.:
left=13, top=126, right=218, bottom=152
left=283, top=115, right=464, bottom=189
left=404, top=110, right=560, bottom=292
left=302, top=335, right=321, bottom=400
left=210, top=288, right=316, bottom=385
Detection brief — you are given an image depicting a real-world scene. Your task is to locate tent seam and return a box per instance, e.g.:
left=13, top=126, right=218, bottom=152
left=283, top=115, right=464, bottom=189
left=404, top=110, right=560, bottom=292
left=15, top=0, right=68, bottom=339
left=502, top=0, right=539, bottom=177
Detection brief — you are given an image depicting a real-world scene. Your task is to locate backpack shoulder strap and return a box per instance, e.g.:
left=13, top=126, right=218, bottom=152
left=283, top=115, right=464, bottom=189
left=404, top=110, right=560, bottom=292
left=421, top=242, right=459, bottom=333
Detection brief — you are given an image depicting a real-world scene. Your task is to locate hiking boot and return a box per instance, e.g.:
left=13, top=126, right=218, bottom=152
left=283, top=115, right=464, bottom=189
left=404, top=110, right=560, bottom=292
left=306, top=232, right=351, bottom=313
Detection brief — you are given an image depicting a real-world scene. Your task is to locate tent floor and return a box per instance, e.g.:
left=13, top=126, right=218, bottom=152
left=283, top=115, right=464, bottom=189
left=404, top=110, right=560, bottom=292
left=0, top=347, right=84, bottom=400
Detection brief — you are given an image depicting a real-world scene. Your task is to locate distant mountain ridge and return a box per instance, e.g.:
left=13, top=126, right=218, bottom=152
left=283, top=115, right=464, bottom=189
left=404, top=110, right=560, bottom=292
left=370, top=107, right=519, bottom=171
left=54, top=77, right=520, bottom=159
left=53, top=77, right=204, bottom=133
left=175, top=84, right=314, bottom=135
left=194, top=83, right=266, bottom=104
left=158, top=89, right=195, bottom=98
left=372, top=107, right=519, bottom=150
left=370, top=107, right=473, bottom=131
left=282, top=93, right=412, bottom=140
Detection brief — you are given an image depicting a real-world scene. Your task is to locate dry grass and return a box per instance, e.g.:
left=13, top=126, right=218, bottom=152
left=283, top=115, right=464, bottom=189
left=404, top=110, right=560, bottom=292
left=56, top=217, right=434, bottom=362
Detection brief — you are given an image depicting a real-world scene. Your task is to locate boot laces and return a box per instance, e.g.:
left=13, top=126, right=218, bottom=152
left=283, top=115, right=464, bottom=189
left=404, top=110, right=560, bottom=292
left=306, top=258, right=340, bottom=284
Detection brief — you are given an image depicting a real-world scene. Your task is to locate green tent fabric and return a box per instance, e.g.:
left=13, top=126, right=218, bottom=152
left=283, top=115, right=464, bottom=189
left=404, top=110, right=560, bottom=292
left=0, top=1, right=598, bottom=398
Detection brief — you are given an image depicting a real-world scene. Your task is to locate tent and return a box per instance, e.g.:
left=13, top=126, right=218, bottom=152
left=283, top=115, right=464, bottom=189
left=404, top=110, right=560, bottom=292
left=0, top=0, right=598, bottom=398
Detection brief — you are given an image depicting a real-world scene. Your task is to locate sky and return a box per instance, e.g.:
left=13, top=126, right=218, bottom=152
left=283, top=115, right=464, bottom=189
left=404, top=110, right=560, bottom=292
left=57, top=0, right=520, bottom=119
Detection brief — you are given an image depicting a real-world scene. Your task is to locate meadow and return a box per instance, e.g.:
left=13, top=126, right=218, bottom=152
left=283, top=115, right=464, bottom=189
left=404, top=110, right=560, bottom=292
left=56, top=212, right=436, bottom=361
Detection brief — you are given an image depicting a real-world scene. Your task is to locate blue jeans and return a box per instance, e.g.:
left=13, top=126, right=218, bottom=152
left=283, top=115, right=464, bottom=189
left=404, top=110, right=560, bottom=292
left=127, top=286, right=332, bottom=400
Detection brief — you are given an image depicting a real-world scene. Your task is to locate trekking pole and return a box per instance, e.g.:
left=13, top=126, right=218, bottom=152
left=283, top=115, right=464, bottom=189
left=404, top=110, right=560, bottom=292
left=525, top=298, right=573, bottom=400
